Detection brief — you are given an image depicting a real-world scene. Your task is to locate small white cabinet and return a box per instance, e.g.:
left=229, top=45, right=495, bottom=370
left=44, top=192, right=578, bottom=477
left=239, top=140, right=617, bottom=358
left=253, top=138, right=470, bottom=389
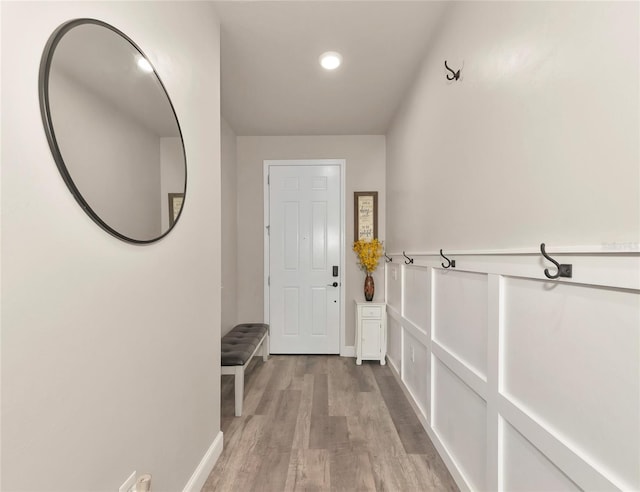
left=355, top=301, right=387, bottom=365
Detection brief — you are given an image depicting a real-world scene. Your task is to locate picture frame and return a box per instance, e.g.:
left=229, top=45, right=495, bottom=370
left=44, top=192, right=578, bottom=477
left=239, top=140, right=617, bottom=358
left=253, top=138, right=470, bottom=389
left=168, top=192, right=184, bottom=226
left=354, top=191, right=378, bottom=241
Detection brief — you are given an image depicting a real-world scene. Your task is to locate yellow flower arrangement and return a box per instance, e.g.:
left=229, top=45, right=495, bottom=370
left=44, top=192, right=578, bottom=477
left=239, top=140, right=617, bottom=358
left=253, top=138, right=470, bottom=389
left=353, top=238, right=384, bottom=274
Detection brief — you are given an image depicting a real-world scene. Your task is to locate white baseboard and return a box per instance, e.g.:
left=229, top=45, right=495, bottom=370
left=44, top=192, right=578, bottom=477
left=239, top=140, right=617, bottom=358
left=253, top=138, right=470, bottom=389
left=341, top=345, right=356, bottom=357
left=386, top=355, right=400, bottom=376
left=182, top=431, right=224, bottom=492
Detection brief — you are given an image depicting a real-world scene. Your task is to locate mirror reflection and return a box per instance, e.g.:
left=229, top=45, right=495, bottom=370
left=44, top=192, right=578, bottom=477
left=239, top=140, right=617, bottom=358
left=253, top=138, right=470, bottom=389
left=40, top=19, right=186, bottom=243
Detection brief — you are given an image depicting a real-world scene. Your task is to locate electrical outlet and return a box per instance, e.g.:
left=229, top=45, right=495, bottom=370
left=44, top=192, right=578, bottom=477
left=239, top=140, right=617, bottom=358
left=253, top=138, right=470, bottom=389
left=119, top=471, right=137, bottom=492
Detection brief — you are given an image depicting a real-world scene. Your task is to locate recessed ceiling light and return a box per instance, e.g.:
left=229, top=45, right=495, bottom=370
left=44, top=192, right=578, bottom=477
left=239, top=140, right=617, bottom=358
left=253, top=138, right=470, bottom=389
left=319, top=51, right=342, bottom=70
left=137, top=57, right=153, bottom=73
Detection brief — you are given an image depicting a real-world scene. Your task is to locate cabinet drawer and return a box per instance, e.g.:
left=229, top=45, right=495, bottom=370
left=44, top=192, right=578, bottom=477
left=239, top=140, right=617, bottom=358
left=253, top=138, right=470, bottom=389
left=361, top=306, right=382, bottom=318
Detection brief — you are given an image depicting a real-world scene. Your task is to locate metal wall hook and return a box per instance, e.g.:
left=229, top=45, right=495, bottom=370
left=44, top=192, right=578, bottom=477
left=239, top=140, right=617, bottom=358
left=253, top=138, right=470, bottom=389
left=440, top=249, right=456, bottom=268
left=540, top=243, right=572, bottom=279
left=384, top=253, right=393, bottom=263
left=402, top=251, right=414, bottom=265
left=444, top=60, right=461, bottom=81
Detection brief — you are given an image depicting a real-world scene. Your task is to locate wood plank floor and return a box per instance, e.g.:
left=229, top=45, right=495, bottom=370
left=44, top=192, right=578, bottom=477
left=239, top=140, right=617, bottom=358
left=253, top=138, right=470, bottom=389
left=203, top=355, right=458, bottom=492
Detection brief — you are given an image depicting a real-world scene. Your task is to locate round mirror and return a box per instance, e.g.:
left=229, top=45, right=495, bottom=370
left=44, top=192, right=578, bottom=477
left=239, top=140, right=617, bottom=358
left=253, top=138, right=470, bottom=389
left=39, top=19, right=186, bottom=243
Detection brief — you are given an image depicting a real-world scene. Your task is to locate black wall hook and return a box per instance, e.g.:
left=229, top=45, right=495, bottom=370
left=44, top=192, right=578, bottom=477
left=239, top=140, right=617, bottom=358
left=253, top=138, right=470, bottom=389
left=440, top=249, right=455, bottom=268
left=540, top=243, right=572, bottom=279
left=445, top=60, right=461, bottom=81
left=402, top=251, right=414, bottom=265
left=385, top=253, right=392, bottom=263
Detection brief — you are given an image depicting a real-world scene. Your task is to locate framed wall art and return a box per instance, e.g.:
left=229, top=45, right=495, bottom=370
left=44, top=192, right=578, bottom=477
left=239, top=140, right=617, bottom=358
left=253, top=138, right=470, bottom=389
left=168, top=193, right=184, bottom=226
left=354, top=191, right=378, bottom=241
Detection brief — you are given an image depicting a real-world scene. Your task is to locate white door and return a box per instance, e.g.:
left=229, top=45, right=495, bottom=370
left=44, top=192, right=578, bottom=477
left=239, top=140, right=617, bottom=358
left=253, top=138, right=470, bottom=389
left=267, top=163, right=341, bottom=354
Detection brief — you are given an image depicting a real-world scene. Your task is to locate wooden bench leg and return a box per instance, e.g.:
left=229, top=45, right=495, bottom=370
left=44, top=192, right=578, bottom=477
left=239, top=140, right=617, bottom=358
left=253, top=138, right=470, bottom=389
left=234, top=365, right=244, bottom=417
left=263, top=333, right=269, bottom=361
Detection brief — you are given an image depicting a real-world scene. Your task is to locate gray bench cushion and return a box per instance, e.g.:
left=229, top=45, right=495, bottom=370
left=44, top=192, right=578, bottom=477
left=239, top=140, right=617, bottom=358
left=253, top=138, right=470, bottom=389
left=221, top=323, right=269, bottom=366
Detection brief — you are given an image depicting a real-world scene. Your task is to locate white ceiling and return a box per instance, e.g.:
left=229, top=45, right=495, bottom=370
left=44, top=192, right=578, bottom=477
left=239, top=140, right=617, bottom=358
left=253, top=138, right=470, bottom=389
left=213, top=1, right=449, bottom=136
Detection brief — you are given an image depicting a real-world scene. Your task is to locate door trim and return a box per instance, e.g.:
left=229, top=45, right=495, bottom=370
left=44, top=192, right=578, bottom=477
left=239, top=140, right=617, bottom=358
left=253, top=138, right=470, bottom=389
left=263, top=159, right=347, bottom=356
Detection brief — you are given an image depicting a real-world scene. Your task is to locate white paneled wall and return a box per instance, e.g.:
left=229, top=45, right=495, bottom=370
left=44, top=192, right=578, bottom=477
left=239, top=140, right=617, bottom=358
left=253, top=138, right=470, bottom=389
left=385, top=251, right=640, bottom=491
left=402, top=329, right=430, bottom=416
left=501, top=420, right=581, bottom=491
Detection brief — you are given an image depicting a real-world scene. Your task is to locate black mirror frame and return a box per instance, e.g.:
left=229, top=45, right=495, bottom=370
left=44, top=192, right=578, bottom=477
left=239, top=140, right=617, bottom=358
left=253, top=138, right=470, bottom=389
left=38, top=18, right=187, bottom=244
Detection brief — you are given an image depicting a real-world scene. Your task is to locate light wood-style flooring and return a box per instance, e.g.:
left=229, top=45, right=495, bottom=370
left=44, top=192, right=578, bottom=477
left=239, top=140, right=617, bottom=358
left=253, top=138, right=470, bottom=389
left=203, top=355, right=458, bottom=491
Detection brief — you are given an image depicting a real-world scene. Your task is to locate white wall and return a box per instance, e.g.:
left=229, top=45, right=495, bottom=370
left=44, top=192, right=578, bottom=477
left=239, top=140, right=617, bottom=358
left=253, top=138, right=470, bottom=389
left=384, top=2, right=640, bottom=491
left=386, top=1, right=639, bottom=253
left=221, top=118, right=238, bottom=336
left=1, top=2, right=221, bottom=491
left=236, top=135, right=385, bottom=348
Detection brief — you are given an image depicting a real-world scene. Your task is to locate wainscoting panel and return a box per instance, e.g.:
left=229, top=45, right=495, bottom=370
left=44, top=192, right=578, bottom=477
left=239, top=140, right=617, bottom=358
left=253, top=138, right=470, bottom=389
left=501, top=419, right=581, bottom=492
left=387, top=315, right=402, bottom=373
left=503, top=277, right=640, bottom=489
left=402, top=265, right=430, bottom=332
left=386, top=262, right=402, bottom=313
left=433, top=269, right=488, bottom=379
left=402, top=328, right=430, bottom=418
left=384, top=250, right=640, bottom=491
left=434, top=358, right=488, bottom=491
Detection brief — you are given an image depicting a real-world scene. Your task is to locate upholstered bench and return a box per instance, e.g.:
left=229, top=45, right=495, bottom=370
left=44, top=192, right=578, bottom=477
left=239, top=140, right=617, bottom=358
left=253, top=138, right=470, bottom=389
left=221, top=323, right=269, bottom=416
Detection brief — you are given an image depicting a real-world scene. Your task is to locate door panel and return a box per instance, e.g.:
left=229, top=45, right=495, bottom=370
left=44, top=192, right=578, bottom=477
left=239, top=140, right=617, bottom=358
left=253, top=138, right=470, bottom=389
left=311, top=288, right=327, bottom=336
left=311, top=202, right=327, bottom=270
left=269, top=164, right=341, bottom=354
left=283, top=287, right=300, bottom=336
left=283, top=202, right=299, bottom=270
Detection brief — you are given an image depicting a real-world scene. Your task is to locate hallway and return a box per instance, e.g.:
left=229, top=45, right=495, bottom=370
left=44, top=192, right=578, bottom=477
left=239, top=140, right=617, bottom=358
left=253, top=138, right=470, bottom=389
left=204, top=355, right=458, bottom=491
left=2, top=2, right=638, bottom=489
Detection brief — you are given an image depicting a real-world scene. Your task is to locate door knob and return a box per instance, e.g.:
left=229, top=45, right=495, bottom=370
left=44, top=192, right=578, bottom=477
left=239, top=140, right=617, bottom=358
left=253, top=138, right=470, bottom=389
left=327, top=282, right=338, bottom=287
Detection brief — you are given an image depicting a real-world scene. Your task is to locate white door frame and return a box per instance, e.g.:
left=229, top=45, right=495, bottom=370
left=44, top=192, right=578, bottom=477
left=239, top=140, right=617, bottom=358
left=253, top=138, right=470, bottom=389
left=263, top=159, right=347, bottom=356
